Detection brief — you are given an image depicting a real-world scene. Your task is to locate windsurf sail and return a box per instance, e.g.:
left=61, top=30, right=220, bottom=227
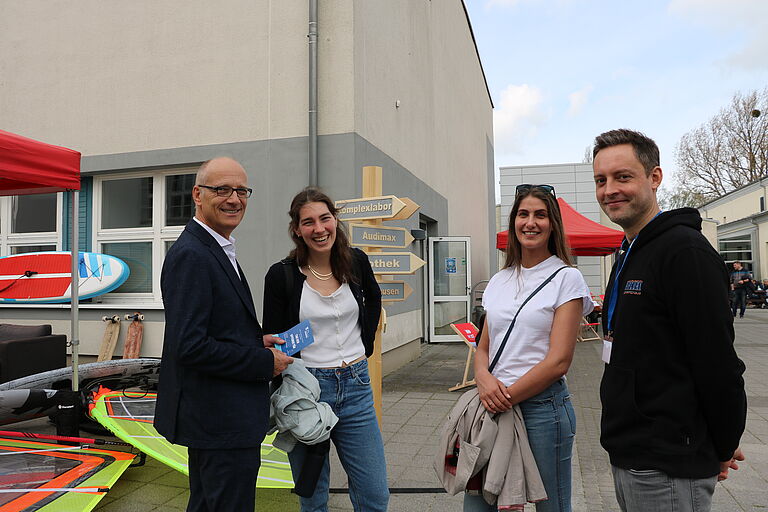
left=88, top=388, right=294, bottom=488
left=0, top=436, right=134, bottom=511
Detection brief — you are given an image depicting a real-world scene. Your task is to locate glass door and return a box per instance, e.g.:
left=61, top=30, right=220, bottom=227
left=428, top=236, right=471, bottom=342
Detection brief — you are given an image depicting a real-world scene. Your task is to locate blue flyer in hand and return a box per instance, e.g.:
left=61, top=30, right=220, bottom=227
left=276, top=320, right=314, bottom=356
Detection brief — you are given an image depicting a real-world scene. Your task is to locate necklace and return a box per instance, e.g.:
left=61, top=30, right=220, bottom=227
left=307, top=265, right=333, bottom=281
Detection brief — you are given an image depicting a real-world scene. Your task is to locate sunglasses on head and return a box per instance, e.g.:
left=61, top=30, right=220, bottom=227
left=515, top=184, right=556, bottom=198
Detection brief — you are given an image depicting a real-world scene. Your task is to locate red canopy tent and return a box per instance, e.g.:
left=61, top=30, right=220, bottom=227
left=0, top=129, right=82, bottom=391
left=0, top=130, right=80, bottom=196
left=496, top=197, right=624, bottom=256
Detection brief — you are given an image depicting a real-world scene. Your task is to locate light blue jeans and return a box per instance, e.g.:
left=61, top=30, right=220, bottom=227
left=288, top=359, right=389, bottom=512
left=464, top=378, right=576, bottom=512
left=611, top=466, right=717, bottom=512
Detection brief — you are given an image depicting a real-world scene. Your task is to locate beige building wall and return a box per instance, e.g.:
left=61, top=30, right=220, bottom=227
left=353, top=0, right=494, bottom=283
left=1, top=0, right=357, bottom=155
left=1, top=1, right=494, bottom=359
left=700, top=186, right=768, bottom=226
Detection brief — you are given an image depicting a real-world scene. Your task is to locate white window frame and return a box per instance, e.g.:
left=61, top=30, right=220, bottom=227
left=92, top=168, right=196, bottom=305
left=0, top=193, right=63, bottom=256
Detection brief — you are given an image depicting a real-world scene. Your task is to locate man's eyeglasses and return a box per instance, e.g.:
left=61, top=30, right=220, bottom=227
left=197, top=185, right=253, bottom=198
left=515, top=184, right=556, bottom=198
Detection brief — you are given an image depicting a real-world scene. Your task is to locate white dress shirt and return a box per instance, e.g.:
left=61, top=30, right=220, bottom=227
left=193, top=217, right=240, bottom=277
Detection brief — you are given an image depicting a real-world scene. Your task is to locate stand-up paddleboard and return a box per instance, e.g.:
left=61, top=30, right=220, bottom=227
left=0, top=251, right=130, bottom=303
left=0, top=358, right=161, bottom=393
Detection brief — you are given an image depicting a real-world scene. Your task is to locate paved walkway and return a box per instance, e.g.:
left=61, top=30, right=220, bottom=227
left=12, top=309, right=768, bottom=510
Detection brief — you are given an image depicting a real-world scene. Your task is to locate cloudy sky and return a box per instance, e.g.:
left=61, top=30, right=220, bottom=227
left=464, top=0, right=768, bottom=197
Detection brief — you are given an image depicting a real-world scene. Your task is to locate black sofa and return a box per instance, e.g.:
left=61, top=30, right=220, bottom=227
left=0, top=324, right=67, bottom=384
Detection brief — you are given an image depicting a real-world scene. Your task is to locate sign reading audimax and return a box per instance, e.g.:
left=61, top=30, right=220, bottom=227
left=349, top=224, right=414, bottom=249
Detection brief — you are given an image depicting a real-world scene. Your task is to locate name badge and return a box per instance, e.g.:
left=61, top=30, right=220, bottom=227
left=602, top=337, right=613, bottom=364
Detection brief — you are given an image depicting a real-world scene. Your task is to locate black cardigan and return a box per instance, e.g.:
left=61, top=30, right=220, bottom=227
left=262, top=248, right=382, bottom=357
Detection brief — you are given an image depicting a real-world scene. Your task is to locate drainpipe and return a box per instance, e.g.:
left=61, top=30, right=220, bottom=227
left=308, top=0, right=318, bottom=186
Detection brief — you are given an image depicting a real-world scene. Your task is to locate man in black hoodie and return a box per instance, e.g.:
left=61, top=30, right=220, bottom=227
left=592, top=129, right=746, bottom=512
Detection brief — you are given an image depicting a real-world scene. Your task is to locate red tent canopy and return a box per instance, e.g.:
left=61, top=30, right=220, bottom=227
left=496, top=197, right=624, bottom=256
left=0, top=129, right=81, bottom=196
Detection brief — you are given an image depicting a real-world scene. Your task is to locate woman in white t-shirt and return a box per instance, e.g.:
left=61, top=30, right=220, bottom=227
left=465, top=184, right=593, bottom=512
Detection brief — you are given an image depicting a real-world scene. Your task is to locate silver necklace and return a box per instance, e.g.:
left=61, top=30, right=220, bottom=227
left=308, top=265, right=333, bottom=281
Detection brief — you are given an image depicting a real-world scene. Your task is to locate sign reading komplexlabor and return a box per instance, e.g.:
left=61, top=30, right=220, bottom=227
left=379, top=281, right=413, bottom=302
left=367, top=252, right=426, bottom=275
left=335, top=195, right=406, bottom=221
left=350, top=224, right=415, bottom=249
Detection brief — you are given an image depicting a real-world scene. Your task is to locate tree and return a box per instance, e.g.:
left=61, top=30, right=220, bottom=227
left=675, top=87, right=768, bottom=201
left=657, top=186, right=708, bottom=209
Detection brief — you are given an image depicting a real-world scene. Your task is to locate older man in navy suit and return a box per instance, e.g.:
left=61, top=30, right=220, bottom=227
left=155, top=157, right=293, bottom=512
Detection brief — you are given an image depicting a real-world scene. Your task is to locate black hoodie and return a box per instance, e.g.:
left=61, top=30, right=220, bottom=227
left=600, top=208, right=746, bottom=478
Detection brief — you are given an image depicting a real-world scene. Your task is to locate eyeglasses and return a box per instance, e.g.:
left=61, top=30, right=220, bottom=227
left=515, top=184, right=556, bottom=198
left=197, top=184, right=253, bottom=198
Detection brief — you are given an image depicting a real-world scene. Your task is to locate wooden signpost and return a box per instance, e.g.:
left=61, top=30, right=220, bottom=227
left=338, top=166, right=422, bottom=425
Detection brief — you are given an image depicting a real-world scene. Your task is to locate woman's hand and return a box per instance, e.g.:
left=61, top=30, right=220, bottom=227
left=476, top=369, right=513, bottom=413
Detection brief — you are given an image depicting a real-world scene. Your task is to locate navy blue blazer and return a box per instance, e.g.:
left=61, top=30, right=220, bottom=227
left=154, top=219, right=274, bottom=449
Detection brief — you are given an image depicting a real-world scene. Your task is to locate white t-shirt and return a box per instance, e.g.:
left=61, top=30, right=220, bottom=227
left=482, top=255, right=593, bottom=387
left=298, top=281, right=365, bottom=368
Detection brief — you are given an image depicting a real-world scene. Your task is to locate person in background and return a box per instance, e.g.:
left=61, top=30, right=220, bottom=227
left=467, top=183, right=593, bottom=512
left=592, top=129, right=746, bottom=512
left=263, top=187, right=388, bottom=512
left=730, top=261, right=752, bottom=318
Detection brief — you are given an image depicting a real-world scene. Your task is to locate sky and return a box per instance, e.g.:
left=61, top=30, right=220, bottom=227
left=463, top=0, right=768, bottom=199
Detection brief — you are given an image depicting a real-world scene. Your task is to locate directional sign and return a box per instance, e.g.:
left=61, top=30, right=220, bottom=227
left=350, top=224, right=415, bottom=249
left=379, top=281, right=413, bottom=302
left=335, top=195, right=406, bottom=221
left=367, top=252, right=426, bottom=275
left=390, top=197, right=420, bottom=221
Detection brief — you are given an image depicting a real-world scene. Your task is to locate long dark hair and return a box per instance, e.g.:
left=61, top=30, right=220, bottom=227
left=287, top=187, right=356, bottom=284
left=504, top=187, right=572, bottom=270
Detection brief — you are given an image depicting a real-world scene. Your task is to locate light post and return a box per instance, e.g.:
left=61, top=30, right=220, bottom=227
left=749, top=109, right=761, bottom=173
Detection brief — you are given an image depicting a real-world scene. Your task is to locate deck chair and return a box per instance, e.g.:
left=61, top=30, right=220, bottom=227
left=577, top=316, right=601, bottom=342
left=449, top=322, right=478, bottom=391
left=576, top=294, right=603, bottom=342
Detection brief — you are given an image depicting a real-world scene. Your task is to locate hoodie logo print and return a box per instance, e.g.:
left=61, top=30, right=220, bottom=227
left=624, top=280, right=643, bottom=295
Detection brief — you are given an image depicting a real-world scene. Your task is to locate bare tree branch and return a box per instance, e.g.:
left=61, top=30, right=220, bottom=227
left=674, top=87, right=768, bottom=202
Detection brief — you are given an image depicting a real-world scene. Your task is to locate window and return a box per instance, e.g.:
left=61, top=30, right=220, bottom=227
left=94, top=170, right=196, bottom=303
left=0, top=193, right=61, bottom=256
left=719, top=235, right=753, bottom=271
left=761, top=196, right=765, bottom=212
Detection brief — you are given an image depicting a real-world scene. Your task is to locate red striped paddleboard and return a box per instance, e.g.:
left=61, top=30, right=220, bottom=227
left=0, top=251, right=130, bottom=303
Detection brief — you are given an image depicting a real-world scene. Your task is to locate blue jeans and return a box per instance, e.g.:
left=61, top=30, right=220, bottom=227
left=611, top=466, right=717, bottom=512
left=464, top=378, right=576, bottom=512
left=288, top=359, right=389, bottom=512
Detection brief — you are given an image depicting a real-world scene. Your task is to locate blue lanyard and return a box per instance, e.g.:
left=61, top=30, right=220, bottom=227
left=605, top=211, right=663, bottom=334
left=606, top=238, right=633, bottom=333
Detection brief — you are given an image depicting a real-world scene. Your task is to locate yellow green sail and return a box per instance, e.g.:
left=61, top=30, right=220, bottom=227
left=88, top=388, right=293, bottom=488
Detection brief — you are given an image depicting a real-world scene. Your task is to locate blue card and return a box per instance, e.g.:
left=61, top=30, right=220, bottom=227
left=276, top=320, right=314, bottom=356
